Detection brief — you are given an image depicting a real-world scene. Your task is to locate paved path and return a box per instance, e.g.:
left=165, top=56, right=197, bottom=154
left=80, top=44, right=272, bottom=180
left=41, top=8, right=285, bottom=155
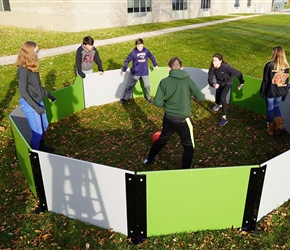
left=0, top=14, right=261, bottom=66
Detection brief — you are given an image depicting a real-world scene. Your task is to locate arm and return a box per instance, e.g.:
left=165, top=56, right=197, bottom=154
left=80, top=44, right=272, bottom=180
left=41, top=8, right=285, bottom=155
left=93, top=47, right=104, bottom=72
left=260, top=63, right=270, bottom=98
left=190, top=79, right=205, bottom=102
left=122, top=52, right=133, bottom=73
left=227, top=65, right=245, bottom=84
left=207, top=69, right=215, bottom=87
left=75, top=47, right=86, bottom=78
left=147, top=49, right=158, bottom=67
left=153, top=81, right=165, bottom=108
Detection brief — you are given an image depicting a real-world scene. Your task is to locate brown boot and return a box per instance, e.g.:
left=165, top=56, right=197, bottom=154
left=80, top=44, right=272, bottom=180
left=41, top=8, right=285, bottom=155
left=266, top=122, right=274, bottom=136
left=274, top=117, right=283, bottom=135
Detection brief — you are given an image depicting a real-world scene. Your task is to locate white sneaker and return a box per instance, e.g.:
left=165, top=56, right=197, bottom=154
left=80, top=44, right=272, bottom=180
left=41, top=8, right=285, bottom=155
left=212, top=105, right=221, bottom=112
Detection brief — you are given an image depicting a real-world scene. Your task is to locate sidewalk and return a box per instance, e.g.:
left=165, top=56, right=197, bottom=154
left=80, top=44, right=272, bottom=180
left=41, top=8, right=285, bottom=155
left=0, top=15, right=259, bottom=66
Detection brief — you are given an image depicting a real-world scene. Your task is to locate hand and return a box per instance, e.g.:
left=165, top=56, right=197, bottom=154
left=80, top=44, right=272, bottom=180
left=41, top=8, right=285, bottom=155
left=238, top=84, right=244, bottom=90
left=99, top=71, right=104, bottom=75
left=214, top=83, right=220, bottom=89
left=121, top=71, right=126, bottom=77
left=154, top=66, right=159, bottom=70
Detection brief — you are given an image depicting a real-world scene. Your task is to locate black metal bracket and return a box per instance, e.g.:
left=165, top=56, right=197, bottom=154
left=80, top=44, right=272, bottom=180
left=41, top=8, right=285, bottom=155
left=29, top=151, right=48, bottom=213
left=242, top=165, right=267, bottom=231
left=125, top=173, right=147, bottom=244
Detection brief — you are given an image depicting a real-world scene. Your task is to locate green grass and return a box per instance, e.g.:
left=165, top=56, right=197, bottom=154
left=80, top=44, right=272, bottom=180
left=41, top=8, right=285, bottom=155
left=1, top=14, right=290, bottom=249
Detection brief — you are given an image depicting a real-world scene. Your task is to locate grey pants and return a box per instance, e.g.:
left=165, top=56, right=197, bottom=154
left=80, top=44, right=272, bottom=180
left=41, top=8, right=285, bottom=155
left=123, top=75, right=150, bottom=100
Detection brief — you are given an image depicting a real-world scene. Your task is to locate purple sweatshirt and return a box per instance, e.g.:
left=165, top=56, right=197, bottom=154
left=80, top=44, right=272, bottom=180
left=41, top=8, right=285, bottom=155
left=122, top=47, right=158, bottom=76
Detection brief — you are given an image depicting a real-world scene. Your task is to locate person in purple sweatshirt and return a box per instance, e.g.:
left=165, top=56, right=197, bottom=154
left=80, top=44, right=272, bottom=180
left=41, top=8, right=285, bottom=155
left=120, top=38, right=158, bottom=104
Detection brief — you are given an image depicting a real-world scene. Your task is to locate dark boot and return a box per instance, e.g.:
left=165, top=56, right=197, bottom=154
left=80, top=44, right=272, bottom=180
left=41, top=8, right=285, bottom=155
left=266, top=122, right=274, bottom=136
left=274, top=117, right=283, bottom=135
left=39, top=140, right=54, bottom=152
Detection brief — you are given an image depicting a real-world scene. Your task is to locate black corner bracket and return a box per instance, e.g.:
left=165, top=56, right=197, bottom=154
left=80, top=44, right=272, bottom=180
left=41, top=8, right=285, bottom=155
left=29, top=151, right=48, bottom=213
left=242, top=165, right=267, bottom=231
left=125, top=173, right=147, bottom=244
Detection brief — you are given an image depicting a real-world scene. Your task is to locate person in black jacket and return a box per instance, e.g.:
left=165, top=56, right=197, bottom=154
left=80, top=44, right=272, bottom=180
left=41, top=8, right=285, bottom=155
left=208, top=53, right=244, bottom=126
left=75, top=36, right=104, bottom=78
left=260, top=46, right=289, bottom=135
left=16, top=41, right=56, bottom=152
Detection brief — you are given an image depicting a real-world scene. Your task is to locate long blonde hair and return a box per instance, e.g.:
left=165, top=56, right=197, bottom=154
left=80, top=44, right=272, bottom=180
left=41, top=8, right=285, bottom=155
left=16, top=41, right=39, bottom=72
left=270, top=46, right=289, bottom=70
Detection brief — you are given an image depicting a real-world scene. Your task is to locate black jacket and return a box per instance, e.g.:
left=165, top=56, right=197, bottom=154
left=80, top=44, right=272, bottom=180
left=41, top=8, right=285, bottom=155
left=208, top=63, right=244, bottom=87
left=260, top=61, right=289, bottom=101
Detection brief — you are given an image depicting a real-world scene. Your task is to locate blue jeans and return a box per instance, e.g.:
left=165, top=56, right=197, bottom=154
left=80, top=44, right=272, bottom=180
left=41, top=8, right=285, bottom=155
left=265, top=97, right=282, bottom=123
left=20, top=97, right=48, bottom=149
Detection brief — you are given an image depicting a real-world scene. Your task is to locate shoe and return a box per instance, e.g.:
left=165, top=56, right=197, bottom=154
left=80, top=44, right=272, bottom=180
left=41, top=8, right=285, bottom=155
left=218, top=118, right=228, bottom=126
left=212, top=105, right=222, bottom=112
left=142, top=157, right=156, bottom=165
left=147, top=98, right=153, bottom=104
left=119, top=99, right=127, bottom=105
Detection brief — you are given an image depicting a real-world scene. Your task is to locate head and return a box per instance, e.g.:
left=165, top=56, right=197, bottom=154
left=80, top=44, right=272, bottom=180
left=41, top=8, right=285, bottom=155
left=135, top=38, right=144, bottom=52
left=210, top=53, right=227, bottom=70
left=83, top=36, right=94, bottom=52
left=16, top=41, right=39, bottom=72
left=270, top=46, right=289, bottom=70
left=168, top=56, right=183, bottom=70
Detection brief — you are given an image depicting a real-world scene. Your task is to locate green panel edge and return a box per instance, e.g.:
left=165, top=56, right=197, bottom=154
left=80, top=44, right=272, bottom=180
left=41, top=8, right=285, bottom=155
left=44, top=75, right=85, bottom=123
left=9, top=116, right=37, bottom=197
left=138, top=165, right=259, bottom=236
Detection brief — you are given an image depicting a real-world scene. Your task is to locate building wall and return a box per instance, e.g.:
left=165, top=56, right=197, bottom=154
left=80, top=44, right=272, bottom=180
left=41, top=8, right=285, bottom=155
left=0, top=0, right=272, bottom=32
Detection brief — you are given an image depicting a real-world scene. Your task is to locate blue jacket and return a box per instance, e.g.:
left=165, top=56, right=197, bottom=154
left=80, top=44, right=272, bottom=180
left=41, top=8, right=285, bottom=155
left=122, top=47, right=158, bottom=76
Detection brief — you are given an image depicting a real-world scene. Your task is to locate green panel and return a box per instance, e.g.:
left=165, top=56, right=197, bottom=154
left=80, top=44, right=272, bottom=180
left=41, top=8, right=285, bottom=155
left=231, top=76, right=265, bottom=115
left=43, top=75, right=85, bottom=123
left=9, top=117, right=37, bottom=197
left=133, top=67, right=169, bottom=98
left=139, top=165, right=259, bottom=236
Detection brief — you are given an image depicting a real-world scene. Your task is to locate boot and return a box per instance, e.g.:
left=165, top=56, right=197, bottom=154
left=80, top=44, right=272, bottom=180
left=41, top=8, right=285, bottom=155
left=266, top=122, right=274, bottom=136
left=39, top=140, right=54, bottom=152
left=274, top=117, right=283, bottom=135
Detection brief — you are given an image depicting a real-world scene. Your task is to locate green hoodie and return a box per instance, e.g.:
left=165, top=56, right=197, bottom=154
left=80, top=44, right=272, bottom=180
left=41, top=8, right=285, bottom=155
left=154, top=69, right=205, bottom=118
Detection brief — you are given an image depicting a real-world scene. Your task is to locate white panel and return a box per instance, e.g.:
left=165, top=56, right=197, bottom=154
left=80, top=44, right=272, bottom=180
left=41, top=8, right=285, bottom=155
left=83, top=69, right=131, bottom=108
left=257, top=150, right=290, bottom=221
left=35, top=150, right=134, bottom=235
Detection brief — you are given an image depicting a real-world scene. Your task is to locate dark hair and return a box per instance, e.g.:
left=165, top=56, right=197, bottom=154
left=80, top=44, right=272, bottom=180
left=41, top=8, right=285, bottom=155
left=83, top=36, right=94, bottom=45
left=210, top=53, right=228, bottom=70
left=168, top=57, right=182, bottom=69
left=135, top=38, right=144, bottom=45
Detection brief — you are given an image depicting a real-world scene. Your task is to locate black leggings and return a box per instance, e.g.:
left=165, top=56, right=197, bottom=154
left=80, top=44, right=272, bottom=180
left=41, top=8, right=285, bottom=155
left=215, top=84, right=232, bottom=116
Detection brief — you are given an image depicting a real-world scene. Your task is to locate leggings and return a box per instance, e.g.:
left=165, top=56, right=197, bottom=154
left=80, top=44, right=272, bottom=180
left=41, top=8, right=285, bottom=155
left=215, top=84, right=232, bottom=116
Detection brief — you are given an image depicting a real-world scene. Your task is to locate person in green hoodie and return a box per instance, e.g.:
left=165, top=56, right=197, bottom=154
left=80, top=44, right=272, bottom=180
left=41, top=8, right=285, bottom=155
left=142, top=57, right=205, bottom=169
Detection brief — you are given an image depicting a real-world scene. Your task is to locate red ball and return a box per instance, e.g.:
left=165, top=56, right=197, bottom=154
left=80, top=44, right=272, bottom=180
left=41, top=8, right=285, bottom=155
left=152, top=131, right=161, bottom=142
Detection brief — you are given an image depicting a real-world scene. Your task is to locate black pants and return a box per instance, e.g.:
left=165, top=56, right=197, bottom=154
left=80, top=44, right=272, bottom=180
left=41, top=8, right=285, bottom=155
left=215, top=84, right=232, bottom=116
left=147, top=115, right=194, bottom=169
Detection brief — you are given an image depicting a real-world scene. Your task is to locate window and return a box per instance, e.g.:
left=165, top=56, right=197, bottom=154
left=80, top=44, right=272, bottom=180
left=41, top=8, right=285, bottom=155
left=201, top=0, right=211, bottom=9
left=172, top=0, right=187, bottom=10
left=247, top=0, right=251, bottom=7
left=234, top=0, right=240, bottom=7
left=0, top=0, right=11, bottom=11
left=128, top=0, right=151, bottom=13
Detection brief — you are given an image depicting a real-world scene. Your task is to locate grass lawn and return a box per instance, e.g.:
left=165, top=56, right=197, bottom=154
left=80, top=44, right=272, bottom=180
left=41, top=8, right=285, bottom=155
left=1, top=14, right=290, bottom=249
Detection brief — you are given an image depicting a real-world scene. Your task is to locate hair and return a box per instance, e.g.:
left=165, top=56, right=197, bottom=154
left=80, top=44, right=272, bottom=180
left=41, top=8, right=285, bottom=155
left=16, top=41, right=39, bottom=72
left=270, top=46, right=289, bottom=70
left=135, top=38, right=144, bottom=45
left=168, top=56, right=182, bottom=69
left=209, top=53, right=228, bottom=70
left=83, top=36, right=94, bottom=45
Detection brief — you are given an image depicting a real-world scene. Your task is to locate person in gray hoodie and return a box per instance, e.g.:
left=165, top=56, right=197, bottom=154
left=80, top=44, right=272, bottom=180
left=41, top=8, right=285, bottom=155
left=142, top=57, right=205, bottom=169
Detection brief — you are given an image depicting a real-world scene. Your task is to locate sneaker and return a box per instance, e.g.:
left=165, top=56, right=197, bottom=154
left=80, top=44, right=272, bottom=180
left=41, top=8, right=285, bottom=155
left=212, top=105, right=222, bottom=112
left=147, top=98, right=153, bottom=104
left=218, top=118, right=228, bottom=126
left=142, top=157, right=156, bottom=165
left=119, top=99, right=127, bottom=105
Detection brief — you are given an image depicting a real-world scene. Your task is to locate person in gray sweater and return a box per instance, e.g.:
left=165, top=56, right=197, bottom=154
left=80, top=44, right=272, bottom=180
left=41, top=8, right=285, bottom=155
left=16, top=41, right=56, bottom=152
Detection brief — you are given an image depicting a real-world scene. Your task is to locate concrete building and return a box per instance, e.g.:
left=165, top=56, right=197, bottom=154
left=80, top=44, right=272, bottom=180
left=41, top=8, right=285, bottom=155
left=0, top=0, right=272, bottom=32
